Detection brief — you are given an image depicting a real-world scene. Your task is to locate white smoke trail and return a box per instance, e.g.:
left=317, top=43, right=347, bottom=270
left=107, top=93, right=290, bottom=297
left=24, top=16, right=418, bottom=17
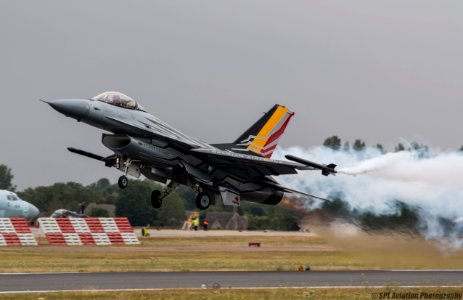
left=339, top=151, right=463, bottom=192
left=338, top=151, right=411, bottom=175
left=274, top=146, right=463, bottom=249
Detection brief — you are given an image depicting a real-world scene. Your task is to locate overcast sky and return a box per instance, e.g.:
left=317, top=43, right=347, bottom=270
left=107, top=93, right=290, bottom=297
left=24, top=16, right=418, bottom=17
left=1, top=1, right=462, bottom=190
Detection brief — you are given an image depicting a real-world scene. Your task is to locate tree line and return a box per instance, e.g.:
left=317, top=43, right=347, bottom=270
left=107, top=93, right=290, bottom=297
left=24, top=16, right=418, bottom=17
left=323, top=135, right=462, bottom=154
left=0, top=165, right=299, bottom=229
left=0, top=136, right=461, bottom=231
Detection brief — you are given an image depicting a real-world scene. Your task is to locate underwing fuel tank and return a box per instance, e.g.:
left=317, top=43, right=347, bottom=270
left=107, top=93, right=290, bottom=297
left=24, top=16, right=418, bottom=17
left=241, top=188, right=285, bottom=205
left=219, top=186, right=284, bottom=207
left=101, top=134, right=177, bottom=165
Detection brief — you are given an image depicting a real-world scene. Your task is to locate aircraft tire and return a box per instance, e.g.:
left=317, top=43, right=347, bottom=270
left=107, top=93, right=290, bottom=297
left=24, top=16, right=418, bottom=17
left=118, top=175, right=128, bottom=189
left=151, top=190, right=162, bottom=208
left=195, top=192, right=211, bottom=210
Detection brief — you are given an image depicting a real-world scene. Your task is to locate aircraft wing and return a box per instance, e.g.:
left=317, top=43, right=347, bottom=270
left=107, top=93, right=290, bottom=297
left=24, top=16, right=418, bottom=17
left=190, top=148, right=314, bottom=176
left=106, top=116, right=207, bottom=149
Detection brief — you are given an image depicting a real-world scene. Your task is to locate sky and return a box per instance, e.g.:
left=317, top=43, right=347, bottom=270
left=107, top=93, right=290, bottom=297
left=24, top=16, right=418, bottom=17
left=1, top=1, right=462, bottom=190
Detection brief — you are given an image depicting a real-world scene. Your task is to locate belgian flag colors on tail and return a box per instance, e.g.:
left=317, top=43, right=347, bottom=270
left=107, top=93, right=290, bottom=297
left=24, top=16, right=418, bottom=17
left=232, top=104, right=295, bottom=158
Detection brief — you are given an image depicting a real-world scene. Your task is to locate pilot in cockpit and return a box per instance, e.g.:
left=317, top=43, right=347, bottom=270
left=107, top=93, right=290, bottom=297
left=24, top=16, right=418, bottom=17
left=92, top=91, right=145, bottom=111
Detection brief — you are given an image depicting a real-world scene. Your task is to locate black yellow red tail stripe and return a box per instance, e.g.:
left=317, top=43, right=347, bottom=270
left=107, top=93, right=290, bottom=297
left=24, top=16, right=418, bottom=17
left=232, top=104, right=294, bottom=158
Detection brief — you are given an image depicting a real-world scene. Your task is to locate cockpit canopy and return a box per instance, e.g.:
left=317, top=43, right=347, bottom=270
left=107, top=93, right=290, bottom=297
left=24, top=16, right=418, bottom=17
left=92, top=91, right=146, bottom=111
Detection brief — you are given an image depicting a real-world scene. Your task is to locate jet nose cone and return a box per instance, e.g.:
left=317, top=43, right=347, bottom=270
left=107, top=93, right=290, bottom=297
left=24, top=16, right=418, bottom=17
left=27, top=204, right=39, bottom=220
left=48, top=99, right=90, bottom=121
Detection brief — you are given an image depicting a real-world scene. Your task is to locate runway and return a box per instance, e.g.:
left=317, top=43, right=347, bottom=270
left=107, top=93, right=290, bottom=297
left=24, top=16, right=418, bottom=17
left=1, top=271, right=462, bottom=293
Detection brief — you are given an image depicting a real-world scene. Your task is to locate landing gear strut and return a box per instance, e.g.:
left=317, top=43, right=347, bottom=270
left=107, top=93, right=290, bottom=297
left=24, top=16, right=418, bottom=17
left=117, top=158, right=139, bottom=190
left=118, top=175, right=128, bottom=189
left=150, top=181, right=178, bottom=209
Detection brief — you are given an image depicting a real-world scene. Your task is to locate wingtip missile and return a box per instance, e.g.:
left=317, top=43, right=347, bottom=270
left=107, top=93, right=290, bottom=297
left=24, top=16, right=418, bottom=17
left=285, top=154, right=337, bottom=176
left=67, top=147, right=104, bottom=161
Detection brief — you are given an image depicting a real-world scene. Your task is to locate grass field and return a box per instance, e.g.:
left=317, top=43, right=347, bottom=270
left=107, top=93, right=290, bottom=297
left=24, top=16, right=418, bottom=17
left=1, top=230, right=463, bottom=273
left=136, top=235, right=326, bottom=247
left=1, top=287, right=462, bottom=300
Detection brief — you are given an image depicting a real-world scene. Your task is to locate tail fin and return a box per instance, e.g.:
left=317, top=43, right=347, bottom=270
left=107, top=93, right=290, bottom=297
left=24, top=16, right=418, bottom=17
left=223, top=104, right=294, bottom=158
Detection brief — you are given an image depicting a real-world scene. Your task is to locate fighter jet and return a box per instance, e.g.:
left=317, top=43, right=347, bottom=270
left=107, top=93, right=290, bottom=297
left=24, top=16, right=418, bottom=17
left=44, top=91, right=336, bottom=210
left=0, top=190, right=40, bottom=220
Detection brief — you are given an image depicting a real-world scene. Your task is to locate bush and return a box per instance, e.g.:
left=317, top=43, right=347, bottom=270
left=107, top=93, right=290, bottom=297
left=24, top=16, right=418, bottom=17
left=89, top=208, right=110, bottom=217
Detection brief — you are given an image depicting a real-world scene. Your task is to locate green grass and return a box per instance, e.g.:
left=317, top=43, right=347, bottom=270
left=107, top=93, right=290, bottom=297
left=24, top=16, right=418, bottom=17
left=136, top=235, right=326, bottom=247
left=1, top=234, right=463, bottom=273
left=1, top=287, right=462, bottom=300
left=31, top=235, right=326, bottom=247
left=0, top=249, right=338, bottom=272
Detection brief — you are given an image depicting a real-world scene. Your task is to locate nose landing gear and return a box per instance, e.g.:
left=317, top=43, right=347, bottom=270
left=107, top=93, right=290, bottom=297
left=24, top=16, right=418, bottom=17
left=116, top=158, right=141, bottom=190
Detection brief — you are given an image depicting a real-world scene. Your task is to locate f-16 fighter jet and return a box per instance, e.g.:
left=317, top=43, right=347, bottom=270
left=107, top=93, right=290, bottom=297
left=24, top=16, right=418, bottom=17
left=44, top=91, right=336, bottom=210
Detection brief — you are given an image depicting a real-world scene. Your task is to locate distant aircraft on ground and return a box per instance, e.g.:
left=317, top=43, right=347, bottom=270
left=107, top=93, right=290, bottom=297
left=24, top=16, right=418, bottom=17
left=50, top=209, right=85, bottom=218
left=44, top=91, right=336, bottom=210
left=0, top=190, right=40, bottom=220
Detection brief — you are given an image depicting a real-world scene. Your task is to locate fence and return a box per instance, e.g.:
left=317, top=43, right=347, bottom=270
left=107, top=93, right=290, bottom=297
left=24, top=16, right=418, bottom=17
left=38, top=217, right=140, bottom=245
left=0, top=218, right=37, bottom=246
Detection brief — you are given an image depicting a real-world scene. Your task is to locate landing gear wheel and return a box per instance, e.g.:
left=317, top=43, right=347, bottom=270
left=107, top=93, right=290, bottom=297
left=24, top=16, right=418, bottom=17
left=195, top=192, right=211, bottom=210
left=118, top=175, right=128, bottom=189
left=151, top=190, right=162, bottom=208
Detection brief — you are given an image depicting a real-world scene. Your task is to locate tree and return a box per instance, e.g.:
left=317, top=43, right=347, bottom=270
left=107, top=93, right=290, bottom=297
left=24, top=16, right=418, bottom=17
left=19, top=182, right=98, bottom=215
left=375, top=144, right=385, bottom=153
left=323, top=136, right=341, bottom=151
left=115, top=180, right=159, bottom=226
left=352, top=139, right=366, bottom=152
left=356, top=201, right=419, bottom=232
left=460, top=146, right=463, bottom=152
left=175, top=185, right=196, bottom=211
left=343, top=141, right=350, bottom=152
left=409, top=141, right=429, bottom=158
left=90, top=178, right=111, bottom=190
left=242, top=202, right=300, bottom=231
left=395, top=143, right=405, bottom=152
left=89, top=208, right=110, bottom=217
left=321, top=198, right=351, bottom=218
left=155, top=192, right=185, bottom=227
left=0, top=164, right=16, bottom=191
left=116, top=180, right=186, bottom=227
left=87, top=178, right=120, bottom=204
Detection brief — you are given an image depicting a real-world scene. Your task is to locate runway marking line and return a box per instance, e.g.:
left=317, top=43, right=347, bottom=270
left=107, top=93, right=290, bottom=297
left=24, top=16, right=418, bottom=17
left=1, top=286, right=463, bottom=294
left=388, top=269, right=463, bottom=272
left=0, top=272, right=91, bottom=275
left=2, top=269, right=463, bottom=275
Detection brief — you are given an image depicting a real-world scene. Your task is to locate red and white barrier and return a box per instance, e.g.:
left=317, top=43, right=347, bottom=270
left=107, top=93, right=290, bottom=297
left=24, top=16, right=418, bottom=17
left=38, top=217, right=140, bottom=246
left=0, top=218, right=37, bottom=246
